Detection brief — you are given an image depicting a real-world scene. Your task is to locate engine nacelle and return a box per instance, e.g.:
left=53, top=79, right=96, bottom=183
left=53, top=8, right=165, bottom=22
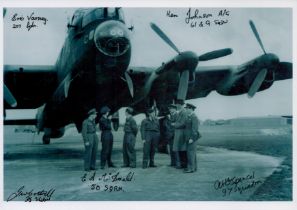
left=217, top=68, right=274, bottom=96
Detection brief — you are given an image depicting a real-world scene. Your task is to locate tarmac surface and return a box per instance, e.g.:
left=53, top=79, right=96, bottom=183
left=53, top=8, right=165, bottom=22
left=3, top=124, right=292, bottom=201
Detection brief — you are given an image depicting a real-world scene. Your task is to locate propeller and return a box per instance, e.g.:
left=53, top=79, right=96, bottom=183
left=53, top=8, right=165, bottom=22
left=64, top=74, right=71, bottom=98
left=249, top=20, right=266, bottom=54
left=124, top=72, right=134, bottom=98
left=150, top=22, right=232, bottom=100
left=247, top=20, right=292, bottom=97
left=150, top=23, right=180, bottom=54
left=248, top=68, right=267, bottom=98
left=247, top=20, right=268, bottom=97
left=36, top=104, right=45, bottom=133
left=199, top=48, right=233, bottom=61
left=177, top=70, right=190, bottom=100
left=4, top=84, right=17, bottom=107
left=3, top=9, right=17, bottom=108
left=63, top=72, right=82, bottom=98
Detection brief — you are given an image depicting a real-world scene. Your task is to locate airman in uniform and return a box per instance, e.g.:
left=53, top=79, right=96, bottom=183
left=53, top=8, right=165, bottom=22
left=172, top=100, right=188, bottom=169
left=81, top=108, right=99, bottom=171
left=184, top=103, right=200, bottom=173
left=99, top=106, right=116, bottom=169
left=122, top=107, right=138, bottom=168
left=140, top=108, right=160, bottom=168
left=163, top=104, right=180, bottom=167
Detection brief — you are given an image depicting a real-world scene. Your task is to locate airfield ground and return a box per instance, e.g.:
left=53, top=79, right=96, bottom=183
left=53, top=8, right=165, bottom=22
left=3, top=123, right=292, bottom=201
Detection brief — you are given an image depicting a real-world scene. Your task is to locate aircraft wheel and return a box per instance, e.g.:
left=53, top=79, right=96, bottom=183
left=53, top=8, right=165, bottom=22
left=42, top=135, right=50, bottom=144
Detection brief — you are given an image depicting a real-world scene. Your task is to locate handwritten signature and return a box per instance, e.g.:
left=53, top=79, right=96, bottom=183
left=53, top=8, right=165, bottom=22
left=213, top=171, right=262, bottom=196
left=166, top=8, right=230, bottom=28
left=81, top=170, right=135, bottom=192
left=11, top=12, right=48, bottom=31
left=7, top=186, right=55, bottom=202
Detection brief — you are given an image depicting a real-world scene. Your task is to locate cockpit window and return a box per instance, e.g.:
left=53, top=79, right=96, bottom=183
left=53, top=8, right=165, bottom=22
left=82, top=8, right=104, bottom=28
left=118, top=8, right=125, bottom=23
left=107, top=8, right=116, bottom=18
left=82, top=8, right=125, bottom=28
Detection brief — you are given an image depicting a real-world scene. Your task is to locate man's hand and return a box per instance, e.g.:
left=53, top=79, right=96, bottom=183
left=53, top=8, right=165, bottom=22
left=85, top=142, right=90, bottom=146
left=142, top=140, right=146, bottom=144
left=189, top=139, right=193, bottom=144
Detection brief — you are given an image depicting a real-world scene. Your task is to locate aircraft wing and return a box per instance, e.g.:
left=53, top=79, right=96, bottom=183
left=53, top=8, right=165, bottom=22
left=187, top=65, right=234, bottom=99
left=148, top=65, right=234, bottom=102
left=4, top=65, right=58, bottom=109
left=127, top=65, right=233, bottom=113
left=128, top=62, right=291, bottom=114
left=150, top=62, right=289, bottom=102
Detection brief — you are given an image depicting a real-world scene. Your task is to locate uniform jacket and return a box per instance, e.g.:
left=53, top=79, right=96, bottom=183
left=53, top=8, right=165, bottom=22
left=82, top=118, right=97, bottom=143
left=173, top=108, right=187, bottom=129
left=163, top=114, right=175, bottom=140
left=99, top=116, right=112, bottom=131
left=184, top=112, right=200, bottom=142
left=99, top=116, right=113, bottom=142
left=124, top=116, right=138, bottom=136
left=173, top=108, right=188, bottom=151
left=140, top=117, right=160, bottom=140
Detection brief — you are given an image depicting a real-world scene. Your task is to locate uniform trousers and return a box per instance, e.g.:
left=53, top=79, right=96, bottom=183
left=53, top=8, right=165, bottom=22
left=101, top=131, right=113, bottom=167
left=143, top=131, right=159, bottom=167
left=186, top=140, right=198, bottom=172
left=123, top=132, right=136, bottom=167
left=178, top=151, right=188, bottom=169
left=84, top=133, right=99, bottom=170
left=167, top=137, right=180, bottom=166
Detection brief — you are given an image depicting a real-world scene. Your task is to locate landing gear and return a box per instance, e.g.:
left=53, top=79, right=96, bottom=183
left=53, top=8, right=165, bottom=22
left=42, top=135, right=50, bottom=144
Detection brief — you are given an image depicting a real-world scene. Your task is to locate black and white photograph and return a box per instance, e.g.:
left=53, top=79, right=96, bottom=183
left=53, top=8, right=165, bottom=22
left=1, top=0, right=295, bottom=208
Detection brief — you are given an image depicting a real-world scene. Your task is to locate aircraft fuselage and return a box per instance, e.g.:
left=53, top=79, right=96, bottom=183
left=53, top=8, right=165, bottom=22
left=42, top=8, right=133, bottom=132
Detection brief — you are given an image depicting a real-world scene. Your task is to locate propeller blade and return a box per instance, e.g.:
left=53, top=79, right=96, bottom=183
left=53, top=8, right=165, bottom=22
left=177, top=70, right=189, bottom=100
left=4, top=84, right=17, bottom=107
left=248, top=68, right=267, bottom=98
left=64, top=74, right=71, bottom=98
left=198, top=48, right=233, bottom=61
left=150, top=22, right=180, bottom=54
left=189, top=71, right=196, bottom=83
left=249, top=20, right=266, bottom=54
left=111, top=111, right=120, bottom=131
left=36, top=104, right=45, bottom=133
left=275, top=62, right=292, bottom=80
left=152, top=99, right=158, bottom=116
left=125, top=72, right=134, bottom=98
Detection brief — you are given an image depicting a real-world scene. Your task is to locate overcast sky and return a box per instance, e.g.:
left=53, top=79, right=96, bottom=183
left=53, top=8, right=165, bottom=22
left=3, top=7, right=292, bottom=121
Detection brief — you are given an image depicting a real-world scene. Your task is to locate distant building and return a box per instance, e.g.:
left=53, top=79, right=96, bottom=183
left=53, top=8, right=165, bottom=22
left=203, top=119, right=230, bottom=126
left=230, top=116, right=290, bottom=127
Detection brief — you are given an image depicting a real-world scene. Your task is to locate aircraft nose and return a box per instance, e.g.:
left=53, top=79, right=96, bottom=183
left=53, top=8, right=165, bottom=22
left=94, top=20, right=130, bottom=57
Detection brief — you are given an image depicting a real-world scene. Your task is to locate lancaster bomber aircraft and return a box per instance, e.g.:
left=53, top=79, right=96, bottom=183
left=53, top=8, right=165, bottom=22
left=3, top=8, right=292, bottom=144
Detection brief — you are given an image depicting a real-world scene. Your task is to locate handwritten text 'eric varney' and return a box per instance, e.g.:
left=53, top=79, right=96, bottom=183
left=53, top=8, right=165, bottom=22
left=11, top=12, right=48, bottom=31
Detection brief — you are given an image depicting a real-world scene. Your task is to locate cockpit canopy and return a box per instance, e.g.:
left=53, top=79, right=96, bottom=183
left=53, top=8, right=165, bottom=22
left=70, top=8, right=125, bottom=29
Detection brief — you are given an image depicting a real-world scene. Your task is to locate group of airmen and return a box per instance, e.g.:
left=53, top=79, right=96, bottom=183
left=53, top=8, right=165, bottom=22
left=81, top=99, right=200, bottom=173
